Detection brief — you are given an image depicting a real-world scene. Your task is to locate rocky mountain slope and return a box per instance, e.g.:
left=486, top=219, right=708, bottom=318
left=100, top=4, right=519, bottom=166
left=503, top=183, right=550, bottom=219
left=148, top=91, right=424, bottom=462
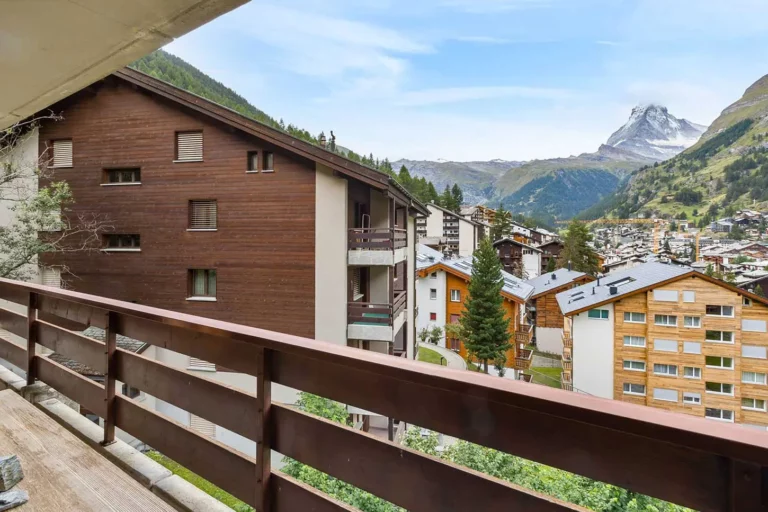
left=583, top=74, right=768, bottom=222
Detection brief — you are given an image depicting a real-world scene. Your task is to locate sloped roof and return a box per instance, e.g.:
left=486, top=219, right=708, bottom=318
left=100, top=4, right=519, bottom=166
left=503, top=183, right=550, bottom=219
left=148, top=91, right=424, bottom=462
left=50, top=327, right=148, bottom=377
left=416, top=244, right=444, bottom=270
left=492, top=237, right=543, bottom=252
left=420, top=256, right=534, bottom=302
left=525, top=269, right=592, bottom=299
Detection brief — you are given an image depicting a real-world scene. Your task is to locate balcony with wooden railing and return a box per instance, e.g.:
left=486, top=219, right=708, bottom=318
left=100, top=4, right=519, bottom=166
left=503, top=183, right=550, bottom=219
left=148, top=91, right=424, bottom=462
left=562, top=348, right=572, bottom=372
left=514, top=323, right=533, bottom=346
left=347, top=291, right=407, bottom=343
left=561, top=370, right=573, bottom=391
left=1, top=278, right=768, bottom=512
left=514, top=348, right=533, bottom=370
left=562, top=331, right=572, bottom=349
left=348, top=228, right=407, bottom=266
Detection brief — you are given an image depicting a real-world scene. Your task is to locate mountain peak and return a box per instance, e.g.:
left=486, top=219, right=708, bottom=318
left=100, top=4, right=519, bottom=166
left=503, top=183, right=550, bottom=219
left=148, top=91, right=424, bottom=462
left=605, top=104, right=705, bottom=160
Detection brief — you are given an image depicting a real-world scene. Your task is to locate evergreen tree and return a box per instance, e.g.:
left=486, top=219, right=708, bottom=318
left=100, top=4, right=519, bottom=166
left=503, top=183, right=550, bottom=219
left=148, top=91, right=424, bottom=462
left=663, top=238, right=671, bottom=253
left=490, top=204, right=512, bottom=241
left=398, top=165, right=412, bottom=190
left=460, top=238, right=511, bottom=373
left=705, top=263, right=715, bottom=277
left=439, top=185, right=453, bottom=210
left=557, top=221, right=600, bottom=275
left=755, top=284, right=765, bottom=297
left=427, top=182, right=439, bottom=203
left=546, top=257, right=557, bottom=273
left=451, top=184, right=464, bottom=212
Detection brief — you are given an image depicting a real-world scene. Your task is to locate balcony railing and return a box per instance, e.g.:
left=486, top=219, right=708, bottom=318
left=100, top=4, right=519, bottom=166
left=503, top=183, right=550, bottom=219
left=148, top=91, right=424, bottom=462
left=561, top=371, right=573, bottom=391
left=348, top=228, right=407, bottom=250
left=514, top=348, right=533, bottom=370
left=347, top=291, right=407, bottom=326
left=515, top=324, right=533, bottom=346
left=1, top=278, right=768, bottom=511
left=562, top=332, right=573, bottom=348
left=562, top=348, right=572, bottom=372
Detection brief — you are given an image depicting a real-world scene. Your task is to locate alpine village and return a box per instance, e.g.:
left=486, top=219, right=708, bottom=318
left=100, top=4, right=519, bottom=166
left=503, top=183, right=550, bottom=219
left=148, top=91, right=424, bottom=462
left=2, top=3, right=768, bottom=512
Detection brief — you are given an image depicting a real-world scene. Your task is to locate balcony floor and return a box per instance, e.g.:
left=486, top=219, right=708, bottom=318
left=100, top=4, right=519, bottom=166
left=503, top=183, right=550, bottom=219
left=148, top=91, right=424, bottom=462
left=0, top=390, right=175, bottom=511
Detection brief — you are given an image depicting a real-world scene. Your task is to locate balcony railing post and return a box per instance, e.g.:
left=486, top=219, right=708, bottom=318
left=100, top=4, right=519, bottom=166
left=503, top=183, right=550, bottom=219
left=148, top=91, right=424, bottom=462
left=255, top=347, right=272, bottom=511
left=102, top=311, right=118, bottom=445
left=728, top=460, right=763, bottom=512
left=25, top=292, right=38, bottom=385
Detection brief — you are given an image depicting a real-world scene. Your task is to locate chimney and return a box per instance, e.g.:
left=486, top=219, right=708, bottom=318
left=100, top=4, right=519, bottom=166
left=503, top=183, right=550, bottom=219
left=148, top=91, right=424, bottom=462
left=552, top=273, right=557, bottom=280
left=319, top=133, right=327, bottom=148
left=567, top=260, right=572, bottom=271
left=609, top=286, right=618, bottom=295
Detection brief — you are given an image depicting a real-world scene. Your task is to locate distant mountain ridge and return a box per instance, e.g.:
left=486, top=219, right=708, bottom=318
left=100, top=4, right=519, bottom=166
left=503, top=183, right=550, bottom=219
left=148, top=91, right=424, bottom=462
left=398, top=105, right=704, bottom=223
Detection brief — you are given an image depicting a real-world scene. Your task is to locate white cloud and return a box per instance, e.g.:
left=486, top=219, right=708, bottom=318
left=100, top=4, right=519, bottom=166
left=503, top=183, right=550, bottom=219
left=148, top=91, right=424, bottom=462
left=624, top=81, right=731, bottom=125
left=395, top=86, right=575, bottom=106
left=441, top=0, right=553, bottom=13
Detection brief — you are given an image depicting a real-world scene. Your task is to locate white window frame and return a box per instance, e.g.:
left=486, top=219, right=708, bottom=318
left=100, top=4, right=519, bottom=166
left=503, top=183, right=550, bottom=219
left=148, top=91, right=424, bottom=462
left=742, top=397, right=767, bottom=412
left=705, top=330, right=734, bottom=344
left=743, top=297, right=753, bottom=307
left=623, top=312, right=646, bottom=323
left=623, top=360, right=646, bottom=372
left=588, top=309, right=609, bottom=320
left=705, top=382, right=734, bottom=396
left=623, top=382, right=646, bottom=396
left=683, top=392, right=701, bottom=405
left=742, top=371, right=768, bottom=385
left=430, top=289, right=437, bottom=300
left=683, top=366, right=701, bottom=379
left=705, top=408, right=734, bottom=422
left=450, top=289, right=461, bottom=302
left=623, top=335, right=646, bottom=348
left=705, top=305, right=735, bottom=318
left=683, top=316, right=701, bottom=328
left=705, top=356, right=734, bottom=370
left=430, top=272, right=437, bottom=279
left=653, top=363, right=678, bottom=377
left=654, top=314, right=678, bottom=327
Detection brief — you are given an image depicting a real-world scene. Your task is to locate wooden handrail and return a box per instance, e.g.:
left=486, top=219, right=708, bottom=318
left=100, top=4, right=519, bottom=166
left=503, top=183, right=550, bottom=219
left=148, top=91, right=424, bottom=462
left=1, top=277, right=768, bottom=511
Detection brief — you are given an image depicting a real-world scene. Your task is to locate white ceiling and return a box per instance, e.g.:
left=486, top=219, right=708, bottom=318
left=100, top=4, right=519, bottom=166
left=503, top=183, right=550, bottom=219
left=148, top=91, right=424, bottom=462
left=0, top=0, right=247, bottom=129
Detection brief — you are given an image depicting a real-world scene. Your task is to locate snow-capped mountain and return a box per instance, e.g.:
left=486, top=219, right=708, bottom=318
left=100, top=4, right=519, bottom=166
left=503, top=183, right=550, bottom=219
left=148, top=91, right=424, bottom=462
left=606, top=105, right=706, bottom=160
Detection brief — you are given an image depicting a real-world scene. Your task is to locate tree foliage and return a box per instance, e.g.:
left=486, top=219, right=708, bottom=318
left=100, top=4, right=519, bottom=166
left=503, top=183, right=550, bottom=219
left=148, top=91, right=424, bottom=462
left=557, top=222, right=601, bottom=275
left=490, top=203, right=513, bottom=241
left=460, top=238, right=511, bottom=372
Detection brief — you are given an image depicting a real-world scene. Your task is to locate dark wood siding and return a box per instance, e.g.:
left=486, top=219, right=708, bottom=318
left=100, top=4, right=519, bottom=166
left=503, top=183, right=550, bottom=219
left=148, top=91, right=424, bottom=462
left=39, top=78, right=317, bottom=338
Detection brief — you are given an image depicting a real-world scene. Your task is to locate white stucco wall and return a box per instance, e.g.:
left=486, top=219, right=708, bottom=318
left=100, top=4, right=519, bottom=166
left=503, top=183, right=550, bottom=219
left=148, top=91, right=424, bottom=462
left=523, top=252, right=541, bottom=279
left=458, top=219, right=476, bottom=257
left=536, top=327, right=563, bottom=356
left=425, top=205, right=444, bottom=238
left=572, top=304, right=614, bottom=398
left=416, top=270, right=446, bottom=347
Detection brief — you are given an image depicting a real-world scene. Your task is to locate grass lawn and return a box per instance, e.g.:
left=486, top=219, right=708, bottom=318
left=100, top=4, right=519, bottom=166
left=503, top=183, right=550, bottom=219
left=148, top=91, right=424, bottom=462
left=146, top=451, right=252, bottom=511
left=531, top=367, right=562, bottom=388
left=418, top=346, right=447, bottom=366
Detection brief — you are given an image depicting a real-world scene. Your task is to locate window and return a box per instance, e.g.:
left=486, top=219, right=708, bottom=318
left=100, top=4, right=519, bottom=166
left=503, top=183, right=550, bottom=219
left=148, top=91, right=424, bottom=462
left=263, top=151, right=274, bottom=172
left=705, top=382, right=734, bottom=395
left=683, top=316, right=701, bottom=328
left=682, top=290, right=695, bottom=303
left=653, top=388, right=678, bottom=402
left=742, top=319, right=767, bottom=333
left=175, top=131, right=203, bottom=161
left=429, top=312, right=437, bottom=321
left=683, top=366, right=701, bottom=379
left=450, top=289, right=461, bottom=302
left=743, top=297, right=753, bottom=307
left=623, top=335, right=646, bottom=347
left=247, top=151, right=259, bottom=172
left=189, top=200, right=217, bottom=230
left=188, top=269, right=216, bottom=299
left=104, top=168, right=140, bottom=184
left=623, top=312, right=646, bottom=323
left=653, top=339, right=677, bottom=352
left=623, top=383, right=646, bottom=396
left=705, top=330, right=734, bottom=343
left=122, top=384, right=141, bottom=399
left=743, top=371, right=767, bottom=385
left=430, top=289, right=437, bottom=300
left=742, top=398, right=767, bottom=411
left=683, top=341, right=701, bottom=354
left=588, top=309, right=609, bottom=320
left=103, top=234, right=140, bottom=250
left=653, top=364, right=678, bottom=376
left=351, top=268, right=362, bottom=300
left=742, top=345, right=768, bottom=359
left=51, top=139, right=73, bottom=167
left=653, top=290, right=678, bottom=302
left=41, top=267, right=61, bottom=288
left=654, top=314, right=677, bottom=326
left=683, top=392, right=701, bottom=405
left=705, top=356, right=734, bottom=369
left=705, top=408, right=734, bottom=422
left=706, top=305, right=734, bottom=317
left=623, top=360, right=646, bottom=372
left=430, top=272, right=437, bottom=279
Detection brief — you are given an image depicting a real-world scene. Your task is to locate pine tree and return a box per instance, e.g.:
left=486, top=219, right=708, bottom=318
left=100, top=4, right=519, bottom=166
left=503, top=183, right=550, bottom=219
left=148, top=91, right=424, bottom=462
left=755, top=284, right=765, bottom=297
left=557, top=221, right=600, bottom=275
left=546, top=257, right=557, bottom=273
left=439, top=185, right=453, bottom=210
left=398, top=165, right=412, bottom=189
left=460, top=238, right=511, bottom=373
left=451, top=184, right=464, bottom=212
left=427, top=182, right=439, bottom=203
left=490, top=204, right=512, bottom=241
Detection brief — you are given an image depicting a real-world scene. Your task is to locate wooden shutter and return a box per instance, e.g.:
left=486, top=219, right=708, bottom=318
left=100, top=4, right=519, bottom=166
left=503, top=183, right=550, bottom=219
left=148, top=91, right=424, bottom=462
left=190, top=414, right=215, bottom=437
left=52, top=140, right=72, bottom=167
left=176, top=131, right=203, bottom=161
left=189, top=200, right=217, bottom=229
left=41, top=267, right=61, bottom=288
left=189, top=356, right=215, bottom=371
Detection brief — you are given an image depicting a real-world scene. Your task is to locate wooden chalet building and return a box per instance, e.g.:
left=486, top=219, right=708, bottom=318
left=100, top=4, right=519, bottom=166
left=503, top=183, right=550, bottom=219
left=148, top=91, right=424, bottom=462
left=493, top=238, right=542, bottom=279
left=539, top=239, right=564, bottom=271
left=32, top=67, right=428, bottom=442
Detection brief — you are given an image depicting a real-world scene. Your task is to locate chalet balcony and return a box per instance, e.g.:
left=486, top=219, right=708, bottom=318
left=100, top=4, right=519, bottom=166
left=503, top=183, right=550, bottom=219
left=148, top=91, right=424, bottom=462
left=514, top=348, right=533, bottom=370
left=347, top=291, right=407, bottom=342
left=514, top=324, right=533, bottom=346
left=1, top=278, right=768, bottom=512
left=562, top=332, right=573, bottom=348
left=562, top=348, right=572, bottom=372
left=348, top=228, right=407, bottom=266
left=561, top=370, right=573, bottom=391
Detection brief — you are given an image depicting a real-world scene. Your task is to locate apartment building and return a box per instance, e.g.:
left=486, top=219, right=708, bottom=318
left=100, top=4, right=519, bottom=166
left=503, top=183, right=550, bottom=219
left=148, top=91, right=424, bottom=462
left=461, top=204, right=496, bottom=225
left=557, top=261, right=768, bottom=429
left=32, top=67, right=427, bottom=444
left=524, top=269, right=593, bottom=355
left=493, top=238, right=542, bottom=279
left=415, top=245, right=534, bottom=374
left=418, top=203, right=483, bottom=257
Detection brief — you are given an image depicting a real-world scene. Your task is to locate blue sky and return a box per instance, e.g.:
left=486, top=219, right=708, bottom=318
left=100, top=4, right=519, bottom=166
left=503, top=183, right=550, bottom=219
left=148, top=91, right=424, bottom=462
left=166, top=0, right=768, bottom=161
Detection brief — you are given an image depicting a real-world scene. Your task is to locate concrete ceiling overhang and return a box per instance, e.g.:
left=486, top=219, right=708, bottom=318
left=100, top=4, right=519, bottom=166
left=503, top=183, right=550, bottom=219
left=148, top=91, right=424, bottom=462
left=0, top=0, right=247, bottom=129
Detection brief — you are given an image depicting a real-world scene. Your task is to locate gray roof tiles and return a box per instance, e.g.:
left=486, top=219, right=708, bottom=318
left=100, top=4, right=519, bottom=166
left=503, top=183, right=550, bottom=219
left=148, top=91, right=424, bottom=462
left=525, top=269, right=588, bottom=298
